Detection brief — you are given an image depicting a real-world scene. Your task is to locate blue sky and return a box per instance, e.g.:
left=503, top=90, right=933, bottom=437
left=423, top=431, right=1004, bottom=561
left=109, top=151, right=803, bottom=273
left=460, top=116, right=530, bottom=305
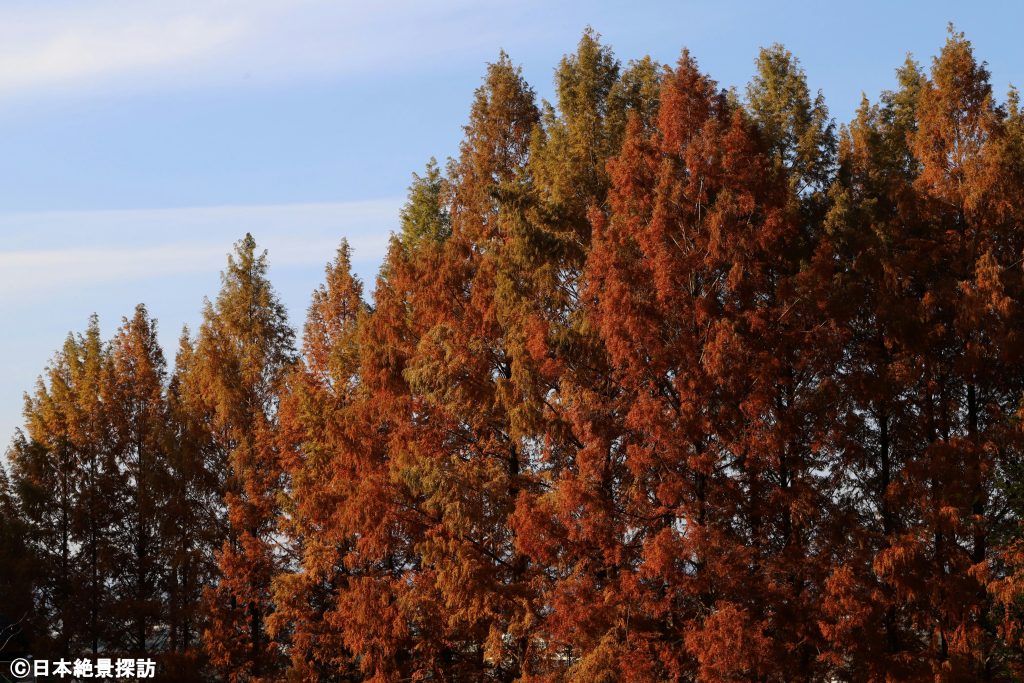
left=1, top=0, right=1022, bottom=445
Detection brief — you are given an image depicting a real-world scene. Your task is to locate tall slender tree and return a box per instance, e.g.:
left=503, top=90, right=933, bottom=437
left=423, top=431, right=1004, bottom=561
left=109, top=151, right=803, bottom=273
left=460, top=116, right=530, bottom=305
left=269, top=241, right=366, bottom=682
left=104, top=305, right=173, bottom=655
left=8, top=317, right=117, bottom=658
left=817, top=56, right=931, bottom=680
left=164, top=329, right=222, bottom=680
left=194, top=234, right=296, bottom=682
left=510, top=31, right=665, bottom=679
left=333, top=160, right=457, bottom=680
left=393, top=51, right=542, bottom=679
left=907, top=27, right=1014, bottom=678
left=0, top=465, right=33, bottom=659
left=585, top=46, right=840, bottom=679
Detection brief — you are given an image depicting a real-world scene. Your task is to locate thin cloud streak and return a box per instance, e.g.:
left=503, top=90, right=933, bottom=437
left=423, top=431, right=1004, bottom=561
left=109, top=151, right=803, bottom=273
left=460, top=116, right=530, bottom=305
left=0, top=0, right=543, bottom=100
left=0, top=15, right=242, bottom=93
left=0, top=199, right=402, bottom=302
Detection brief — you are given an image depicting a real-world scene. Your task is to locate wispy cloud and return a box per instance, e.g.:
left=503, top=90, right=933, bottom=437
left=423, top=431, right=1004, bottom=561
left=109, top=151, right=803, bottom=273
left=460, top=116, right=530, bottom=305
left=0, top=0, right=544, bottom=99
left=0, top=2, right=247, bottom=95
left=0, top=199, right=402, bottom=301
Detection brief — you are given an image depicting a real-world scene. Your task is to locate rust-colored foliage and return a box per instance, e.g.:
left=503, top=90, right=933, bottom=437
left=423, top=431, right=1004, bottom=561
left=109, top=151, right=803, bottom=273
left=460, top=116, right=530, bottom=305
left=189, top=234, right=297, bottom=682
left=5, top=27, right=1024, bottom=683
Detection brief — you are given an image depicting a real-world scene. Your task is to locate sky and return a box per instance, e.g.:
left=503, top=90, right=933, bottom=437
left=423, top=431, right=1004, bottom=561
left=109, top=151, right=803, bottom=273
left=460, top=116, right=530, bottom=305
left=1, top=0, right=1022, bottom=446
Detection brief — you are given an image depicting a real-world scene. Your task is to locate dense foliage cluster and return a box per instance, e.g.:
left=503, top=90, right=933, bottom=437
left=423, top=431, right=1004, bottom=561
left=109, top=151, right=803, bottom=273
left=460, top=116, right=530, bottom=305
left=4, top=27, right=1024, bottom=682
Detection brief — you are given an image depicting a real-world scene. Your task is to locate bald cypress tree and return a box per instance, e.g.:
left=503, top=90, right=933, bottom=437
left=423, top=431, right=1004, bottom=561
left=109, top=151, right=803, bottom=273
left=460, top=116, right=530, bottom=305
left=325, top=162, right=458, bottom=680
left=269, top=240, right=367, bottom=682
left=510, top=32, right=666, bottom=678
left=0, top=465, right=33, bottom=659
left=8, top=317, right=117, bottom=658
left=584, top=50, right=815, bottom=679
left=165, top=329, right=222, bottom=679
left=5, top=25, right=1024, bottom=683
left=817, top=60, right=929, bottom=680
left=394, top=51, right=542, bottom=679
left=746, top=44, right=836, bottom=203
left=104, top=305, right=173, bottom=655
left=908, top=28, right=1013, bottom=678
left=193, top=234, right=296, bottom=682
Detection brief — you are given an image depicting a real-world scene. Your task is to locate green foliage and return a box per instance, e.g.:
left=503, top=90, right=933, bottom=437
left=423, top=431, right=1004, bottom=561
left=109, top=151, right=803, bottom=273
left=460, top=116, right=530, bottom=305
left=747, top=43, right=836, bottom=196
left=5, top=27, right=1024, bottom=683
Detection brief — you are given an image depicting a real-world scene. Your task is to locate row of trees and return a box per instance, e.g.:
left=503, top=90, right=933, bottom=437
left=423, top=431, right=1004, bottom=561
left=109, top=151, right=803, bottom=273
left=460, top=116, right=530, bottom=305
left=3, top=26, right=1024, bottom=681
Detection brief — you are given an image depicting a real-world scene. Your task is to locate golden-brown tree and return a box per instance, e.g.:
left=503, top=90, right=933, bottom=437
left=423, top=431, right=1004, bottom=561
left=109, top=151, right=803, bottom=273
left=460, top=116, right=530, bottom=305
left=191, top=235, right=296, bottom=682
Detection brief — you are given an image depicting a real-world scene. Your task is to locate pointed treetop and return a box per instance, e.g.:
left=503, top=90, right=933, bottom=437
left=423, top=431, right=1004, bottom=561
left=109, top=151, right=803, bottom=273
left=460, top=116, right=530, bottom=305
left=457, top=50, right=539, bottom=189
left=555, top=27, right=620, bottom=126
left=881, top=54, right=925, bottom=130
left=398, top=158, right=451, bottom=250
left=928, top=24, right=991, bottom=107
left=658, top=49, right=719, bottom=154
left=303, top=239, right=365, bottom=392
left=913, top=24, right=999, bottom=204
left=747, top=43, right=836, bottom=194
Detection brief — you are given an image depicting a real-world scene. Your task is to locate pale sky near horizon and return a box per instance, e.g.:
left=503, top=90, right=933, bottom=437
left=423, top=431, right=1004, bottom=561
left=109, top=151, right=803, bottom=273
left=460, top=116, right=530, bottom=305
left=1, top=0, right=1022, bottom=448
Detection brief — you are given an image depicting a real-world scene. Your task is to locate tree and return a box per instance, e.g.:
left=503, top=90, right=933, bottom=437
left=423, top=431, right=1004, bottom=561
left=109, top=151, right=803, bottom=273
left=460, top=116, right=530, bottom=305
left=988, top=69, right=1024, bottom=682
left=907, top=27, right=1016, bottom=678
left=164, top=329, right=222, bottom=680
left=104, top=305, right=173, bottom=655
left=746, top=43, right=836, bottom=203
left=389, top=50, right=543, bottom=679
left=194, top=234, right=296, bottom=682
left=0, top=465, right=34, bottom=660
left=819, top=28, right=1024, bottom=680
left=585, top=46, right=839, bottom=679
left=330, top=160, right=458, bottom=680
left=817, top=57, right=931, bottom=680
left=510, top=31, right=666, bottom=678
left=8, top=317, right=117, bottom=658
left=269, top=241, right=366, bottom=682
